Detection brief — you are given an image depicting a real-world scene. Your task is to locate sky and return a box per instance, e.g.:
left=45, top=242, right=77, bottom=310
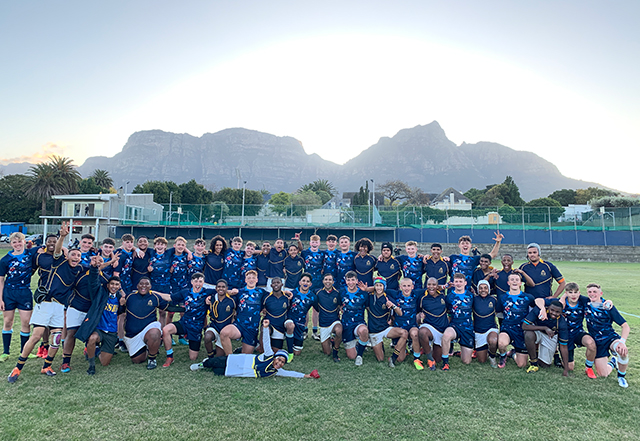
left=1, top=1, right=639, bottom=194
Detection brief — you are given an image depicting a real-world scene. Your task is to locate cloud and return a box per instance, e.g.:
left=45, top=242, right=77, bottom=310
left=0, top=142, right=67, bottom=165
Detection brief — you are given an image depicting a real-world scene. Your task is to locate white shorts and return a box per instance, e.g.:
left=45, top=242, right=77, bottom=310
left=124, top=321, right=162, bottom=356
left=419, top=323, right=443, bottom=346
left=320, top=321, right=341, bottom=343
left=30, top=301, right=65, bottom=329
left=343, top=324, right=368, bottom=349
left=270, top=327, right=285, bottom=340
left=534, top=331, right=558, bottom=365
left=370, top=327, right=393, bottom=346
left=205, top=327, right=223, bottom=349
left=475, top=328, right=499, bottom=349
left=66, top=306, right=88, bottom=329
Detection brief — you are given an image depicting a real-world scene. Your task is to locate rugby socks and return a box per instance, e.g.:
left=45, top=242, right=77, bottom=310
left=16, top=356, right=28, bottom=371
left=88, top=356, right=96, bottom=369
left=391, top=348, right=401, bottom=363
left=441, top=355, right=449, bottom=367
left=207, top=349, right=215, bottom=358
left=529, top=358, right=538, bottom=367
left=20, top=332, right=30, bottom=352
left=488, top=350, right=497, bottom=360
left=332, top=346, right=339, bottom=359
left=148, top=352, right=158, bottom=361
left=356, top=339, right=367, bottom=357
left=42, top=342, right=50, bottom=352
left=166, top=348, right=174, bottom=359
left=413, top=351, right=421, bottom=361
left=585, top=360, right=594, bottom=369
left=2, top=330, right=11, bottom=354
left=62, top=354, right=72, bottom=365
left=617, top=370, right=626, bottom=379
left=312, top=327, right=318, bottom=334
left=426, top=352, right=435, bottom=362
left=43, top=355, right=54, bottom=369
left=286, top=333, right=294, bottom=353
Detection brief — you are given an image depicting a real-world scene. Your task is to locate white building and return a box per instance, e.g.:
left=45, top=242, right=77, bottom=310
left=430, top=187, right=473, bottom=211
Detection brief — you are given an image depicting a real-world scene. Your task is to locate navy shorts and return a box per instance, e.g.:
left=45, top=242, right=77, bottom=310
left=235, top=322, right=259, bottom=347
left=568, top=331, right=589, bottom=351
left=2, top=287, right=33, bottom=311
left=451, top=324, right=474, bottom=349
left=500, top=325, right=526, bottom=352
left=595, top=334, right=620, bottom=359
left=173, top=320, right=203, bottom=343
left=342, top=321, right=366, bottom=344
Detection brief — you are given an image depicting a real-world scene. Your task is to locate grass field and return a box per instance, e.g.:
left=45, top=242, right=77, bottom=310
left=1, top=259, right=638, bottom=441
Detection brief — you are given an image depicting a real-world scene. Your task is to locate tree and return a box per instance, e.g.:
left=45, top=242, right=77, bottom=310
left=25, top=162, right=62, bottom=216
left=352, top=182, right=370, bottom=206
left=463, top=187, right=486, bottom=206
left=211, top=187, right=263, bottom=215
left=575, top=187, right=618, bottom=204
left=406, top=187, right=431, bottom=205
left=299, top=179, right=337, bottom=197
left=268, top=192, right=292, bottom=215
left=378, top=180, right=412, bottom=205
left=49, top=155, right=81, bottom=194
left=90, top=169, right=113, bottom=189
left=133, top=181, right=174, bottom=204
left=78, top=177, right=107, bottom=195
left=590, top=196, right=640, bottom=208
left=499, top=176, right=524, bottom=206
left=178, top=179, right=214, bottom=204
left=525, top=197, right=564, bottom=223
left=0, top=174, right=42, bottom=223
left=548, top=189, right=577, bottom=206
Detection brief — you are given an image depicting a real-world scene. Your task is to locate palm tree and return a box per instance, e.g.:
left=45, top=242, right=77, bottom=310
left=298, top=179, right=337, bottom=197
left=49, top=155, right=81, bottom=194
left=90, top=169, right=113, bottom=189
left=26, top=163, right=61, bottom=217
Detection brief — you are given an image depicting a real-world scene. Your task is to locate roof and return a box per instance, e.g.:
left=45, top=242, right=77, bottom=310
left=431, top=187, right=469, bottom=204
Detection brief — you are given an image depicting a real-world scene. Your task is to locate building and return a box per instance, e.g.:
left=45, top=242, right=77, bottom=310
left=41, top=191, right=163, bottom=242
left=430, top=187, right=473, bottom=211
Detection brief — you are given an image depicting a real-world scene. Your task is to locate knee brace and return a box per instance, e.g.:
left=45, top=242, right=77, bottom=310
left=50, top=331, right=62, bottom=349
left=612, top=341, right=629, bottom=365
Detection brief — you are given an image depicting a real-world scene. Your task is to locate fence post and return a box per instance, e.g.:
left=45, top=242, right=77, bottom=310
left=630, top=206, right=635, bottom=247
left=574, top=206, right=578, bottom=245
left=548, top=206, right=552, bottom=245
left=521, top=206, right=526, bottom=244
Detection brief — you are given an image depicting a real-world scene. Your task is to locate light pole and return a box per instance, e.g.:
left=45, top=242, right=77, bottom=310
left=370, top=179, right=375, bottom=227
left=241, top=181, right=247, bottom=226
left=168, top=191, right=173, bottom=223
left=124, top=181, right=130, bottom=221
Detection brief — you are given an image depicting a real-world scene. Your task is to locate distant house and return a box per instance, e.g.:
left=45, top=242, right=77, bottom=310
left=430, top=187, right=473, bottom=210
left=40, top=191, right=163, bottom=242
left=342, top=192, right=385, bottom=206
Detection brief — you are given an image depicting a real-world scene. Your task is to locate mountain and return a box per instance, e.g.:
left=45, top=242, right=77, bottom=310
left=0, top=162, right=32, bottom=176
left=75, top=122, right=596, bottom=200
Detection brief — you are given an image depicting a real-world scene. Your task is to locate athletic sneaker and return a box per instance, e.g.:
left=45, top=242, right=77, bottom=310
left=147, top=359, right=157, bottom=370
left=60, top=363, right=71, bottom=373
left=312, top=332, right=320, bottom=341
left=7, top=367, right=20, bottom=383
left=441, top=362, right=450, bottom=371
left=452, top=351, right=461, bottom=357
left=162, top=357, right=174, bottom=368
left=118, top=341, right=128, bottom=353
left=526, top=365, right=539, bottom=373
left=190, top=362, right=204, bottom=371
left=498, top=355, right=507, bottom=368
left=41, top=366, right=56, bottom=376
left=471, top=350, right=477, bottom=359
left=178, top=337, right=189, bottom=346
left=287, top=353, right=294, bottom=363
left=332, top=354, right=341, bottom=363
left=489, top=357, right=498, bottom=369
left=87, top=366, right=96, bottom=376
left=36, top=346, right=46, bottom=358
left=354, top=355, right=363, bottom=366
left=585, top=367, right=597, bottom=379
left=413, top=359, right=424, bottom=370
left=0, top=353, right=9, bottom=362
left=388, top=357, right=396, bottom=368
left=39, top=347, right=48, bottom=359
left=618, top=376, right=629, bottom=388
left=427, top=359, right=436, bottom=371
left=27, top=353, right=37, bottom=359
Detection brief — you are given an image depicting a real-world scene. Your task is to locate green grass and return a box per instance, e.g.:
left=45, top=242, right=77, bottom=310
left=1, top=259, right=639, bottom=441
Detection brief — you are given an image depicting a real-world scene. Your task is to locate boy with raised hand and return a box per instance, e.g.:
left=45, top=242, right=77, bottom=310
left=283, top=243, right=305, bottom=290
left=75, top=255, right=125, bottom=375
left=0, top=232, right=40, bottom=363
left=473, top=280, right=499, bottom=368
left=389, top=278, right=421, bottom=366
left=284, top=273, right=316, bottom=358
left=423, top=243, right=449, bottom=289
left=449, top=232, right=503, bottom=285
left=440, top=273, right=475, bottom=370
left=314, top=273, right=342, bottom=362
left=496, top=273, right=544, bottom=369
left=33, top=234, right=58, bottom=359
left=223, top=236, right=245, bottom=290
left=255, top=241, right=271, bottom=288
left=203, top=279, right=236, bottom=358
left=522, top=299, right=569, bottom=376
left=219, top=270, right=267, bottom=355
left=584, top=283, right=630, bottom=388
left=397, top=241, right=425, bottom=290
left=367, top=277, right=408, bottom=367
left=340, top=271, right=369, bottom=366
left=8, top=222, right=83, bottom=383
left=354, top=238, right=377, bottom=288
left=417, top=277, right=449, bottom=371
left=267, top=237, right=287, bottom=290
left=336, top=236, right=356, bottom=291
left=191, top=319, right=319, bottom=379
left=518, top=243, right=565, bottom=299
left=375, top=242, right=401, bottom=290
left=557, top=282, right=598, bottom=378
left=262, top=277, right=290, bottom=351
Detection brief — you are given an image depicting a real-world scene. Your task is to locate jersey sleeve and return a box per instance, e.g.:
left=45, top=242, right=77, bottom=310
left=0, top=256, right=8, bottom=277
left=275, top=368, right=305, bottom=378
left=525, top=293, right=536, bottom=307
left=549, top=262, right=564, bottom=281
left=170, top=289, right=186, bottom=304
left=608, top=305, right=627, bottom=327
left=557, top=317, right=569, bottom=345
left=523, top=306, right=541, bottom=325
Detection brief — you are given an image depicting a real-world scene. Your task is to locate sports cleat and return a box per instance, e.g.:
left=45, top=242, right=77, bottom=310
left=0, top=353, right=9, bottom=362
left=41, top=366, right=56, bottom=376
left=413, top=359, right=424, bottom=370
left=287, top=353, right=294, bottom=363
left=39, top=347, right=48, bottom=359
left=489, top=357, right=498, bottom=369
left=36, top=346, right=45, bottom=358
left=442, top=362, right=450, bottom=371
left=498, top=356, right=507, bottom=368
left=332, top=354, right=341, bottom=363
left=354, top=355, right=363, bottom=366
left=585, top=367, right=597, bottom=379
left=471, top=350, right=477, bottom=359
left=27, top=353, right=37, bottom=359
left=118, top=341, right=128, bottom=353
left=162, top=357, right=174, bottom=368
left=190, top=362, right=204, bottom=371
left=7, top=367, right=21, bottom=383
left=312, top=332, right=321, bottom=341
left=452, top=351, right=461, bottom=357
left=427, top=359, right=437, bottom=371
left=618, top=376, right=629, bottom=388
left=554, top=353, right=563, bottom=368
left=178, top=337, right=189, bottom=346
left=60, top=363, right=71, bottom=373
left=388, top=357, right=396, bottom=368
left=526, top=365, right=539, bottom=373
left=87, top=366, right=96, bottom=376
left=147, top=359, right=157, bottom=370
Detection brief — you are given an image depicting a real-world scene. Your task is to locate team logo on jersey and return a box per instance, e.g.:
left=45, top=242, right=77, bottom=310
left=226, top=305, right=230, bottom=312
left=390, top=264, right=395, bottom=269
left=147, top=300, right=153, bottom=306
left=488, top=301, right=494, bottom=308
left=441, top=298, right=445, bottom=305
left=333, top=298, right=337, bottom=304
left=297, top=262, right=302, bottom=267
left=283, top=302, right=287, bottom=308
left=366, top=261, right=371, bottom=266
left=541, top=270, right=546, bottom=276
left=382, top=304, right=387, bottom=309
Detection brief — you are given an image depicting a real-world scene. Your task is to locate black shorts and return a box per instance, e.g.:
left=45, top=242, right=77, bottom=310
left=173, top=321, right=202, bottom=351
left=451, top=324, right=474, bottom=349
left=568, top=331, right=589, bottom=351
left=96, top=329, right=118, bottom=354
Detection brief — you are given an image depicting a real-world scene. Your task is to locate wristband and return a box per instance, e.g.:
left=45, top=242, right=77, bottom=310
left=620, top=338, right=626, bottom=344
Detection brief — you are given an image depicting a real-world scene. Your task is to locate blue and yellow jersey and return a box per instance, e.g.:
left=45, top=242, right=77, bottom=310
left=314, top=287, right=341, bottom=327
left=472, top=295, right=497, bottom=333
left=419, top=291, right=449, bottom=333
left=367, top=292, right=391, bottom=334
left=424, top=257, right=449, bottom=286
left=263, top=292, right=290, bottom=331
left=519, top=259, right=564, bottom=299
left=524, top=306, right=569, bottom=345
left=584, top=298, right=626, bottom=346
left=123, top=291, right=168, bottom=337
left=375, top=257, right=402, bottom=290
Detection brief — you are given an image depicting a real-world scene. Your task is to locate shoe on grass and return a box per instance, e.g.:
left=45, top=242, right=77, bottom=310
left=413, top=359, right=424, bottom=370
left=162, top=357, right=174, bottom=368
left=190, top=362, right=204, bottom=371
left=489, top=357, right=498, bottom=369
left=427, top=359, right=436, bottom=371
left=355, top=355, right=363, bottom=366
left=618, top=376, right=629, bottom=388
left=526, top=365, right=539, bottom=373
left=60, top=363, right=71, bottom=373
left=388, top=357, right=395, bottom=368
left=147, top=359, right=157, bottom=370
left=7, top=367, right=21, bottom=383
left=585, top=367, right=597, bottom=379
left=441, top=362, right=450, bottom=371
left=41, top=366, right=56, bottom=376
left=87, top=366, right=96, bottom=376
left=0, top=353, right=9, bottom=362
